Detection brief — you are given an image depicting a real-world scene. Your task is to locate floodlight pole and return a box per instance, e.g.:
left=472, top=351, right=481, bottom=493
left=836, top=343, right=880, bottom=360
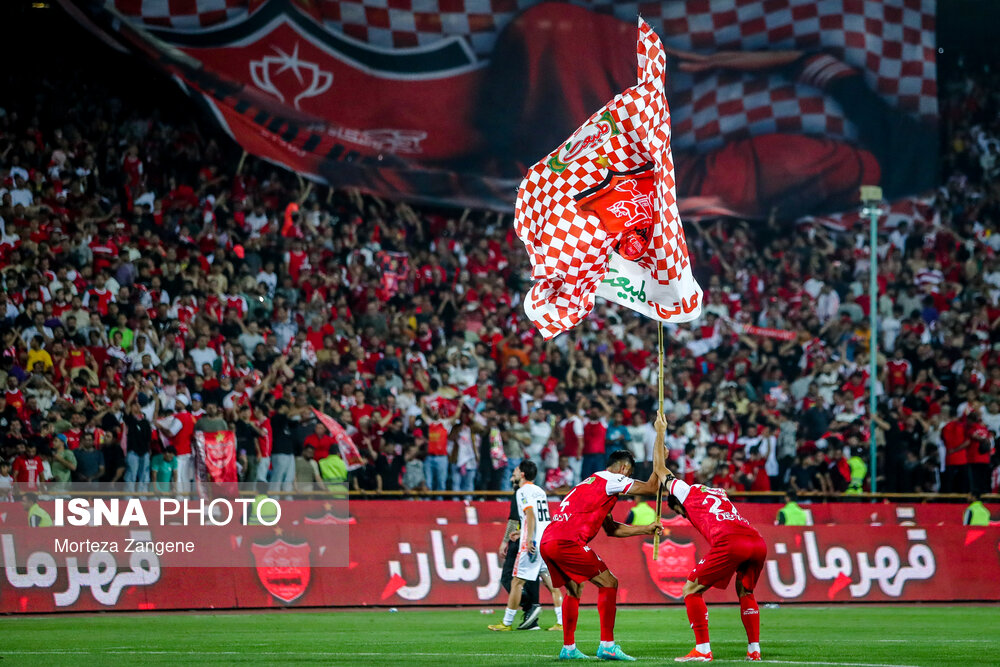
left=860, top=185, right=883, bottom=495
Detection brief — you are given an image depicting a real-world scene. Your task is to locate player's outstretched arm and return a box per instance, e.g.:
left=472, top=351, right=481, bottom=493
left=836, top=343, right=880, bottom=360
left=626, top=413, right=669, bottom=497
left=625, top=473, right=661, bottom=497
left=602, top=514, right=662, bottom=539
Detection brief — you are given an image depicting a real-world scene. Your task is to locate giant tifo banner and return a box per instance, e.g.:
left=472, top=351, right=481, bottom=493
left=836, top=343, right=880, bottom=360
left=66, top=0, right=937, bottom=218
left=3, top=500, right=997, bottom=612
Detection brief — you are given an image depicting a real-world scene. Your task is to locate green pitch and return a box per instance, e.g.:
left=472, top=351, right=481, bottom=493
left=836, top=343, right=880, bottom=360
left=1, top=606, right=996, bottom=666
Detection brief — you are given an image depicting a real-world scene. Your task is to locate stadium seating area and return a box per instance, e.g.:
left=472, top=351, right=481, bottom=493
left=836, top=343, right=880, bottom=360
left=0, top=60, right=998, bottom=501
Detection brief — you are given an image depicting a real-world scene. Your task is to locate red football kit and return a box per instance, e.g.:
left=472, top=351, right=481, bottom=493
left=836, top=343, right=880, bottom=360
left=668, top=478, right=767, bottom=591
left=541, top=470, right=634, bottom=587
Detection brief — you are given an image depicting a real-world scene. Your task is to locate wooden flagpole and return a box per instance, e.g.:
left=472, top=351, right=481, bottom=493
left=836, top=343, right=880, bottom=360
left=652, top=322, right=665, bottom=560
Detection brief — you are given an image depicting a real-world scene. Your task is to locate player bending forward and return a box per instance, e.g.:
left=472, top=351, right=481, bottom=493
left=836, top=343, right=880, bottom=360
left=489, top=460, right=564, bottom=632
left=664, top=474, right=767, bottom=662
left=540, top=413, right=668, bottom=661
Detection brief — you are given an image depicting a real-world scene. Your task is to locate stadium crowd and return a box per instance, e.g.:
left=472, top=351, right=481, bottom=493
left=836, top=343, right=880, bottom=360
left=0, top=61, right=998, bottom=503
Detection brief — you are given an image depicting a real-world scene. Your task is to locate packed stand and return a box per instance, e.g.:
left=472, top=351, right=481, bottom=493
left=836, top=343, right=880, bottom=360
left=0, top=64, right=998, bottom=503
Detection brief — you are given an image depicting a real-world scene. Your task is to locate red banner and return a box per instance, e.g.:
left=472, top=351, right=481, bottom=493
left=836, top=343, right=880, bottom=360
left=193, top=431, right=238, bottom=483
left=731, top=323, right=798, bottom=342
left=312, top=408, right=364, bottom=470
left=2, top=501, right=997, bottom=612
left=67, top=0, right=938, bottom=215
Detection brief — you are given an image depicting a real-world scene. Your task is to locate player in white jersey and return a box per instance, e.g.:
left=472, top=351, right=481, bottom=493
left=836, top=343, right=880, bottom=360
left=489, top=460, right=564, bottom=632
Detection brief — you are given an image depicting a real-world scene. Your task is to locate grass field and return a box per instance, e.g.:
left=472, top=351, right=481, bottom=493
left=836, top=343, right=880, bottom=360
left=1, top=606, right=997, bottom=666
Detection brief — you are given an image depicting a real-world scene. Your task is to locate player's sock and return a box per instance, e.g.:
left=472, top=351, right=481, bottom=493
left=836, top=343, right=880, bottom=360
left=739, top=594, right=760, bottom=643
left=563, top=596, right=580, bottom=646
left=564, top=644, right=576, bottom=651
left=599, top=641, right=614, bottom=649
left=597, top=587, right=617, bottom=643
left=684, top=593, right=710, bottom=646
left=748, top=642, right=760, bottom=653
left=696, top=643, right=711, bottom=653
left=555, top=605, right=563, bottom=624
left=503, top=607, right=517, bottom=626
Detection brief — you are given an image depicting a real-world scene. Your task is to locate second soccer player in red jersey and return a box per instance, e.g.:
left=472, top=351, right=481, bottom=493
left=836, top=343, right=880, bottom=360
left=664, top=475, right=768, bottom=662
left=540, top=413, right=668, bottom=661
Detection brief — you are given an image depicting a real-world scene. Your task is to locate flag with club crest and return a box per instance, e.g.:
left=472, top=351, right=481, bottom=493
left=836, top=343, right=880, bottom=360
left=514, top=18, right=703, bottom=340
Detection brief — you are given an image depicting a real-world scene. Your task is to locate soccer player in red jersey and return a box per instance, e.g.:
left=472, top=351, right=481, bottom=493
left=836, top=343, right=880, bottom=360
left=540, top=413, right=668, bottom=661
left=663, top=475, right=767, bottom=662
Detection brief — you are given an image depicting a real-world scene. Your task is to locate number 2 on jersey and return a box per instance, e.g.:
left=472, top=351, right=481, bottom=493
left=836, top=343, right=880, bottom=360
left=701, top=493, right=746, bottom=522
left=702, top=494, right=723, bottom=516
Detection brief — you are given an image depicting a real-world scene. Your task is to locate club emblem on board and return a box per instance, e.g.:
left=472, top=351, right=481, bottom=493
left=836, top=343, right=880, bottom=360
left=251, top=539, right=312, bottom=603
left=642, top=538, right=696, bottom=599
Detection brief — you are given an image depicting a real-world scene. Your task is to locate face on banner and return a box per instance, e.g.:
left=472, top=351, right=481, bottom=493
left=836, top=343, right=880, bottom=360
left=79, top=0, right=937, bottom=217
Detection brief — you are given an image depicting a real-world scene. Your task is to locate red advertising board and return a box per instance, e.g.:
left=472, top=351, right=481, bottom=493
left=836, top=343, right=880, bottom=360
left=1, top=501, right=997, bottom=613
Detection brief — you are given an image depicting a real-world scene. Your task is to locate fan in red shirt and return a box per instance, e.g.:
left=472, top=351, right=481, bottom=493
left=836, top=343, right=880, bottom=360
left=4, top=377, right=26, bottom=417
left=886, top=351, right=912, bottom=392
left=304, top=423, right=336, bottom=460
left=539, top=414, right=667, bottom=662
left=664, top=475, right=768, bottom=663
left=840, top=370, right=867, bottom=402
left=157, top=406, right=197, bottom=494
left=13, top=442, right=45, bottom=492
left=941, top=416, right=970, bottom=493
left=965, top=411, right=994, bottom=494
left=82, top=274, right=116, bottom=316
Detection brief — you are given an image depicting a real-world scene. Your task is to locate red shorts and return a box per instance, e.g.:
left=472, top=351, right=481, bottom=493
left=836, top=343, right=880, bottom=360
left=540, top=539, right=608, bottom=588
left=689, top=533, right=767, bottom=591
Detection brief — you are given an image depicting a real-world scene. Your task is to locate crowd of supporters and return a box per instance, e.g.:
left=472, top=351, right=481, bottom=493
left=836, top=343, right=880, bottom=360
left=0, top=60, right=998, bottom=503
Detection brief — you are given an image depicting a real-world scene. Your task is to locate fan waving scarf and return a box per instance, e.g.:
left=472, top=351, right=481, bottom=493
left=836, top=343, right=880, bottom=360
left=515, top=18, right=703, bottom=340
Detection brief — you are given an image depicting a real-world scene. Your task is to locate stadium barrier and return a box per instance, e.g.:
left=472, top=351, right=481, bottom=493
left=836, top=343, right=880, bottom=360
left=341, top=490, right=999, bottom=502
left=2, top=499, right=997, bottom=613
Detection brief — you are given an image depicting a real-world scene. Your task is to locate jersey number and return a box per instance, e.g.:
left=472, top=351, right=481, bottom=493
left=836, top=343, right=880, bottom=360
left=559, top=488, right=577, bottom=513
left=703, top=495, right=726, bottom=515
left=701, top=494, right=746, bottom=522
left=536, top=500, right=550, bottom=522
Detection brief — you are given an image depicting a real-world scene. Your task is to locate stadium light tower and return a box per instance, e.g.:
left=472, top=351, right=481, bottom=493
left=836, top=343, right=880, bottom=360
left=860, top=185, right=884, bottom=495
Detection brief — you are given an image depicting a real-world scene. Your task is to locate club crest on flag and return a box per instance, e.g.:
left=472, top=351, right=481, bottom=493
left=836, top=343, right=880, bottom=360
left=642, top=539, right=697, bottom=599
left=207, top=432, right=235, bottom=466
left=578, top=168, right=654, bottom=260
left=252, top=539, right=312, bottom=604
left=194, top=431, right=239, bottom=484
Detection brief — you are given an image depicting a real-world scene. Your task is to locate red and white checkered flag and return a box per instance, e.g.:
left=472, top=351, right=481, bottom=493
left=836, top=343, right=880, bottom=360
left=515, top=18, right=702, bottom=340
